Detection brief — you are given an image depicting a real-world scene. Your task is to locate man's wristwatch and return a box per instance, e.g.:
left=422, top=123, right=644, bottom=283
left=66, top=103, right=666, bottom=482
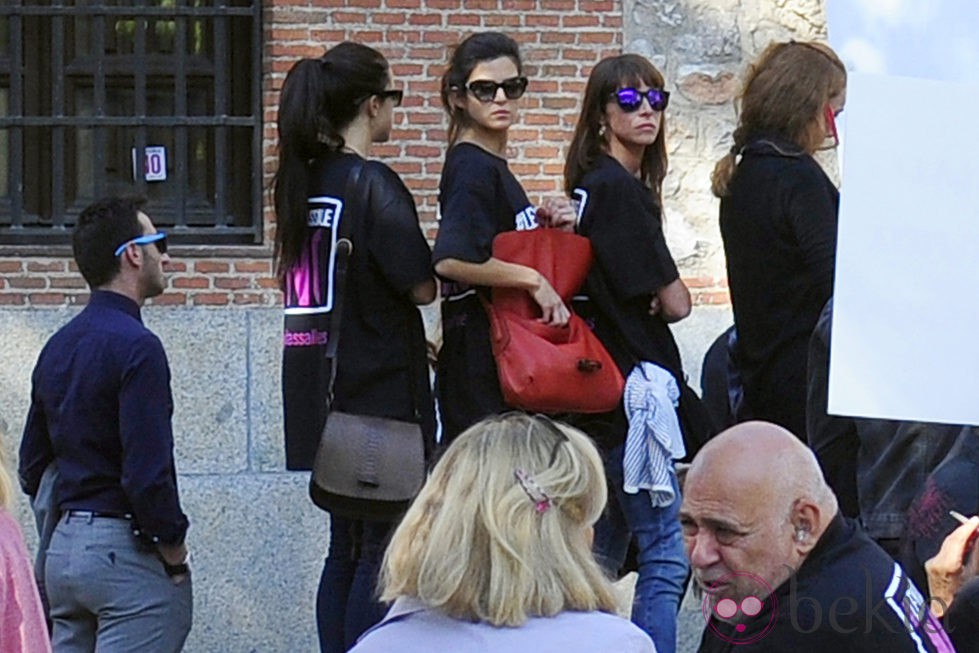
left=163, top=551, right=191, bottom=577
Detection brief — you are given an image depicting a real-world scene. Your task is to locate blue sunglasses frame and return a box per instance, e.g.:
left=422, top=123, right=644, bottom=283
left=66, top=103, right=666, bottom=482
left=114, top=232, right=168, bottom=257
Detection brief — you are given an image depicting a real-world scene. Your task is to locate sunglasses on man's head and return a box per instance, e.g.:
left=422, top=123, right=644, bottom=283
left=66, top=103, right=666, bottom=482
left=460, top=76, right=529, bottom=103
left=114, top=232, right=167, bottom=257
left=612, top=87, right=670, bottom=113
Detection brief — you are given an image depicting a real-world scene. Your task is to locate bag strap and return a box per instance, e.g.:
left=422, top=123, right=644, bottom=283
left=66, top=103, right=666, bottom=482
left=325, top=158, right=365, bottom=409
left=323, top=159, right=424, bottom=428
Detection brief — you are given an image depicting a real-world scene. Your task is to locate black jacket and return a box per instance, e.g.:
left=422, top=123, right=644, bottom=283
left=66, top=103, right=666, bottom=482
left=698, top=515, right=953, bottom=652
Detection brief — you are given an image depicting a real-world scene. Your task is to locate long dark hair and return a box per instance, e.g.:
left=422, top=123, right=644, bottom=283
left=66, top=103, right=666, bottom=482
left=564, top=54, right=668, bottom=205
left=440, top=32, right=522, bottom=147
left=711, top=41, right=846, bottom=197
left=272, top=42, right=390, bottom=281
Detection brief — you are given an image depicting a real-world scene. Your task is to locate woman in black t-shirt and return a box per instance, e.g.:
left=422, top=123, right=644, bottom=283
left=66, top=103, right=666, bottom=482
left=564, top=54, right=709, bottom=653
left=432, top=32, right=576, bottom=441
left=711, top=41, right=847, bottom=439
left=273, top=42, right=436, bottom=653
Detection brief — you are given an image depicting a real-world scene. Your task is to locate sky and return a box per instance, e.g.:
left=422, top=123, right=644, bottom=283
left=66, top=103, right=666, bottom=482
left=826, top=0, right=979, bottom=82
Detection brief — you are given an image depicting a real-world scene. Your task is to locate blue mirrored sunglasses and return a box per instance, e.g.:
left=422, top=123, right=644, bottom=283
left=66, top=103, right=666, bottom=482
left=612, top=87, right=670, bottom=113
left=114, top=232, right=168, bottom=257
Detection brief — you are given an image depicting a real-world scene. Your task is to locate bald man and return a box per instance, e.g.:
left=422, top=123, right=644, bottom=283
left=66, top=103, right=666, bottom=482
left=680, top=422, right=953, bottom=652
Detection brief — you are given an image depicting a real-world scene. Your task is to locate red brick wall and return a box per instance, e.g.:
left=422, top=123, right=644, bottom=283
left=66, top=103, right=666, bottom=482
left=0, top=1, right=727, bottom=307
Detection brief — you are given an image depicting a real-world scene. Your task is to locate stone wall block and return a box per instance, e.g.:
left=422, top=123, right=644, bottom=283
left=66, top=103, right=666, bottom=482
left=0, top=309, right=78, bottom=464
left=178, top=473, right=327, bottom=653
left=677, top=70, right=738, bottom=105
left=248, top=309, right=287, bottom=472
left=148, top=310, right=249, bottom=474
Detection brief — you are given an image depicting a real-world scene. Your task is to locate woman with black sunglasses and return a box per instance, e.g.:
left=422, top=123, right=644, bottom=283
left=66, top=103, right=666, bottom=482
left=564, top=54, right=714, bottom=653
left=432, top=31, right=577, bottom=442
left=711, top=41, right=846, bottom=441
left=273, top=42, right=436, bottom=653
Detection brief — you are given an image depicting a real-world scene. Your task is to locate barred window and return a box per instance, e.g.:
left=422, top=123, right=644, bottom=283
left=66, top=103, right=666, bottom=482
left=0, top=1, right=263, bottom=248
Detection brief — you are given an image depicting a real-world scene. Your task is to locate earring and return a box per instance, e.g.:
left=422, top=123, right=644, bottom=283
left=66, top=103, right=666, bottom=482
left=598, top=124, right=606, bottom=137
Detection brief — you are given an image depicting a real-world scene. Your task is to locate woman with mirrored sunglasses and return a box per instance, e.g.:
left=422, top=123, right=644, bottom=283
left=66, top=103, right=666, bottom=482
left=711, top=41, right=846, bottom=441
left=432, top=31, right=578, bottom=443
left=272, top=41, right=437, bottom=653
left=563, top=53, right=716, bottom=653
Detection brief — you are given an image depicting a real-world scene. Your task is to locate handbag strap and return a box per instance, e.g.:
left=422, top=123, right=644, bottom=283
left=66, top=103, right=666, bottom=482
left=323, top=159, right=424, bottom=427
left=325, top=158, right=365, bottom=409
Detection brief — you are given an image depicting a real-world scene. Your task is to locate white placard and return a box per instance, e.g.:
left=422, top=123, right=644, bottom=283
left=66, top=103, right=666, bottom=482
left=132, top=146, right=167, bottom=182
left=144, top=146, right=167, bottom=182
left=828, top=72, right=979, bottom=424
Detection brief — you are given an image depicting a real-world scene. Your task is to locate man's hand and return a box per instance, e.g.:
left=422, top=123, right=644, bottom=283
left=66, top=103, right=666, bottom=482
left=925, top=515, right=979, bottom=617
left=158, top=542, right=190, bottom=584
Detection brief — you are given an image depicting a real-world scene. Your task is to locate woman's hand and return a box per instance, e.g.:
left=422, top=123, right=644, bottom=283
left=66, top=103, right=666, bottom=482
left=925, top=515, right=979, bottom=617
left=531, top=274, right=570, bottom=327
left=537, top=196, right=578, bottom=233
left=648, top=295, right=661, bottom=316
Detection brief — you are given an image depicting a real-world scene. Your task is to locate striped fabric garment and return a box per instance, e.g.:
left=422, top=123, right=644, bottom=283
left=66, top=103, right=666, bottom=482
left=622, top=362, right=685, bottom=507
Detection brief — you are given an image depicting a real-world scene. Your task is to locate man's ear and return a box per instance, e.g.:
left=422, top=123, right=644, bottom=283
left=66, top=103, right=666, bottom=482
left=119, top=245, right=142, bottom=270
left=790, top=499, right=822, bottom=554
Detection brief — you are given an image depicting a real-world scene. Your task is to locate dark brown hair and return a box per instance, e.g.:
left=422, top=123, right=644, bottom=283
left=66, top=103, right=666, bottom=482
left=564, top=54, right=668, bottom=204
left=72, top=196, right=146, bottom=288
left=711, top=41, right=847, bottom=197
left=440, top=32, right=522, bottom=147
left=272, top=42, right=390, bottom=281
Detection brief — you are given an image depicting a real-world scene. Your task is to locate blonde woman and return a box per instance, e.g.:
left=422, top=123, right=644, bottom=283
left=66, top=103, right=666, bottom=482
left=350, top=413, right=656, bottom=652
left=0, top=445, right=51, bottom=653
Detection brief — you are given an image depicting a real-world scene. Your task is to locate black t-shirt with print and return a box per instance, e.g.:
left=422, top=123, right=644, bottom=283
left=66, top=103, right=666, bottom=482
left=569, top=154, right=701, bottom=452
left=572, top=153, right=682, bottom=376
left=433, top=142, right=538, bottom=442
left=282, top=151, right=435, bottom=472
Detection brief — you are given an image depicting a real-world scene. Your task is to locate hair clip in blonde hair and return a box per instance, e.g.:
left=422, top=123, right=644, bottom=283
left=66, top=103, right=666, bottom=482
left=515, top=468, right=551, bottom=513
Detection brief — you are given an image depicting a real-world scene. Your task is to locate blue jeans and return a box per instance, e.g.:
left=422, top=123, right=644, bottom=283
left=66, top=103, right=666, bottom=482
left=316, top=515, right=391, bottom=653
left=593, top=444, right=688, bottom=653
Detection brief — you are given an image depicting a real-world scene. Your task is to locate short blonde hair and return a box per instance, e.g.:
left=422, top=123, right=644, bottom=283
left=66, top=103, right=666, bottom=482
left=379, top=413, right=617, bottom=626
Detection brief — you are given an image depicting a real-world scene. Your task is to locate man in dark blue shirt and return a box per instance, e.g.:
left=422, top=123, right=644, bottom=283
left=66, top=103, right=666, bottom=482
left=19, top=196, right=192, bottom=652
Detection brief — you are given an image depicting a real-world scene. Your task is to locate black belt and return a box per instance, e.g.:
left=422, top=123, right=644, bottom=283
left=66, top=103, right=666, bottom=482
left=65, top=509, right=132, bottom=520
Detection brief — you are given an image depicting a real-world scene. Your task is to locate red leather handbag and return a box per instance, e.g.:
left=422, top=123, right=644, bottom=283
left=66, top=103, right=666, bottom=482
left=485, top=228, right=624, bottom=414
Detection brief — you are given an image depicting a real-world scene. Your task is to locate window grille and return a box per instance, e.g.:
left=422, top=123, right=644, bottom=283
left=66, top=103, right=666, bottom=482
left=0, top=0, right=263, bottom=247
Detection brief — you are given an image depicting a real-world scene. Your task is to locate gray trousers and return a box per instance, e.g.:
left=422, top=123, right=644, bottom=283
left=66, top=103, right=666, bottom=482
left=45, top=513, right=192, bottom=653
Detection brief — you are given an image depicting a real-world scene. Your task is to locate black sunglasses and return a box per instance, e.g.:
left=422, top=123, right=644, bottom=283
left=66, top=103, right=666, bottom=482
left=460, top=76, right=528, bottom=102
left=355, top=89, right=404, bottom=107
left=377, top=89, right=404, bottom=107
left=612, top=87, right=670, bottom=113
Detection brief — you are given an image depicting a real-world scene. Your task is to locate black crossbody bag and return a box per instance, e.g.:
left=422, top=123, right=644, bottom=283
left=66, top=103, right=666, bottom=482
left=308, top=160, right=426, bottom=520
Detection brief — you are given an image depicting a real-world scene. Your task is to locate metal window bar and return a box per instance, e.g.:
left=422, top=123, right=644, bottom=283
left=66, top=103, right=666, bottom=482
left=213, top=1, right=227, bottom=228
left=0, top=1, right=262, bottom=247
left=51, top=8, right=66, bottom=228
left=94, top=9, right=107, bottom=199
left=174, top=0, right=187, bottom=232
left=9, top=6, right=24, bottom=228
